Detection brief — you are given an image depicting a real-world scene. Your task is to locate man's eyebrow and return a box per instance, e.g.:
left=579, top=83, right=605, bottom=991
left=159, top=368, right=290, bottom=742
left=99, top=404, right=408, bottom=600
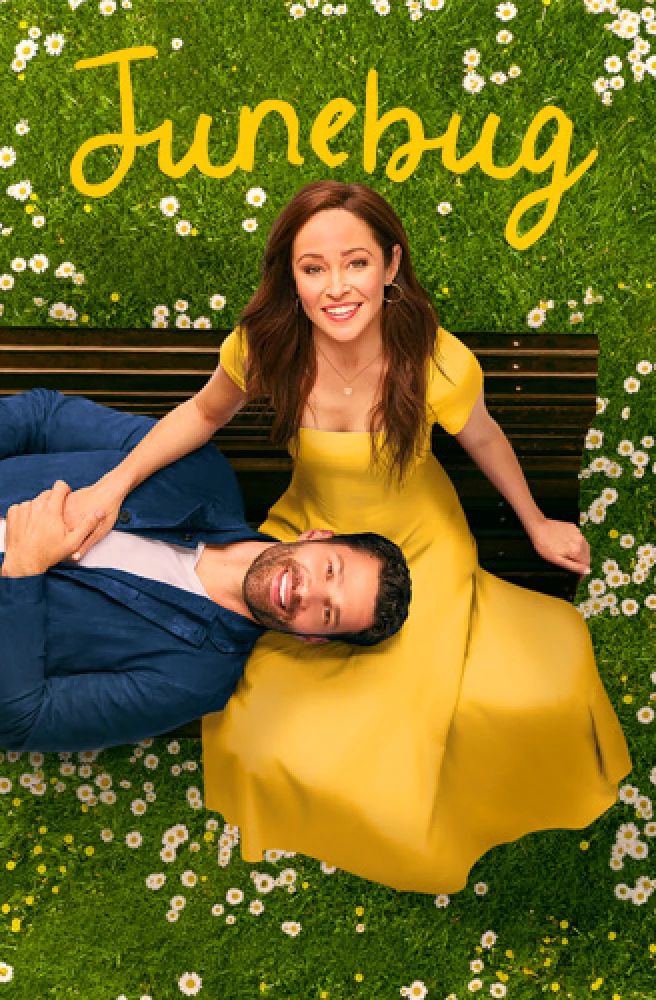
left=296, top=247, right=373, bottom=262
left=333, top=552, right=344, bottom=629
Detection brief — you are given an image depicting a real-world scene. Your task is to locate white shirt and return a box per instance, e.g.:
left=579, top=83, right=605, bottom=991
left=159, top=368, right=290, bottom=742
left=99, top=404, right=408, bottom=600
left=0, top=517, right=212, bottom=599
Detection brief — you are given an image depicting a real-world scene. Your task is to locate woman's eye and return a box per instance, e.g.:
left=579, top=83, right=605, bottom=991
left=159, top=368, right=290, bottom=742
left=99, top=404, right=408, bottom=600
left=326, top=562, right=334, bottom=580
left=351, top=259, right=368, bottom=268
left=324, top=608, right=331, bottom=625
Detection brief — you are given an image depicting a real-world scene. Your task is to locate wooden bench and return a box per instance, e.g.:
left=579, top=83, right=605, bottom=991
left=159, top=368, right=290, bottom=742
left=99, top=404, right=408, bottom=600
left=0, top=327, right=598, bottom=603
left=0, top=327, right=598, bottom=739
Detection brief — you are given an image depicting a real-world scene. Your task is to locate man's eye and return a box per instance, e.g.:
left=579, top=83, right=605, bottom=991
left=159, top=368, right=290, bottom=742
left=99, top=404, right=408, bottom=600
left=324, top=608, right=331, bottom=625
left=351, top=259, right=368, bottom=268
left=326, top=562, right=334, bottom=580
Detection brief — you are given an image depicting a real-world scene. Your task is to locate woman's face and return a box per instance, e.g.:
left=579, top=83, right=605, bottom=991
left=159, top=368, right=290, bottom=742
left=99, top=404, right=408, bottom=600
left=291, top=208, right=402, bottom=346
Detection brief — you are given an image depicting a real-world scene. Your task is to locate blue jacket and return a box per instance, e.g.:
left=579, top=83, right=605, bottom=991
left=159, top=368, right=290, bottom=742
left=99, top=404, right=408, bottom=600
left=0, top=389, right=276, bottom=752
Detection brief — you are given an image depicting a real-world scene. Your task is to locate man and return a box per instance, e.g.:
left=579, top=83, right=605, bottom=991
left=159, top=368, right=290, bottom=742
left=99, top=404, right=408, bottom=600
left=0, top=389, right=411, bottom=753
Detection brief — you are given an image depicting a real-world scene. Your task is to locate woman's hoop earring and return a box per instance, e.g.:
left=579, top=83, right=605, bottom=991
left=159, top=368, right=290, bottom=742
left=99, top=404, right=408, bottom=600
left=383, top=281, right=404, bottom=304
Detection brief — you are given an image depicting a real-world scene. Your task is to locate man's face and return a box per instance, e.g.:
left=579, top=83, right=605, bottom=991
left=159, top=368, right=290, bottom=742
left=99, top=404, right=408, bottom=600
left=242, top=539, right=381, bottom=639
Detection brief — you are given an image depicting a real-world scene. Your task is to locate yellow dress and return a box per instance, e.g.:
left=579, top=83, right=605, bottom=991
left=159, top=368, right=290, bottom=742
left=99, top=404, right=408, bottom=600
left=202, top=325, right=633, bottom=893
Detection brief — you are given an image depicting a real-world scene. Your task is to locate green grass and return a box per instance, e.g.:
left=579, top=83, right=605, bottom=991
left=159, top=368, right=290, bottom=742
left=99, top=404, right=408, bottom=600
left=0, top=0, right=655, bottom=997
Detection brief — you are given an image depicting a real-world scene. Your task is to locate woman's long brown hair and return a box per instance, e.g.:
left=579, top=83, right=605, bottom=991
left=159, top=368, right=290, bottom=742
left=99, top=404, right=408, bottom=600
left=237, top=180, right=453, bottom=483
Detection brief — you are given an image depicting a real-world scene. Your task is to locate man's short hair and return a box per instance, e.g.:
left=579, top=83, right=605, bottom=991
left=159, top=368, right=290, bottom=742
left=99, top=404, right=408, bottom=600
left=323, top=532, right=411, bottom=646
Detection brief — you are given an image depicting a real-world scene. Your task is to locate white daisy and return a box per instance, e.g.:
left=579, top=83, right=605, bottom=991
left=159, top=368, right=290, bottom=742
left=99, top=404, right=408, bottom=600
left=146, top=873, right=166, bottom=890
left=0, top=964, right=14, bottom=984
left=14, top=38, right=39, bottom=62
left=253, top=873, right=276, bottom=893
left=44, top=33, right=65, bottom=55
left=527, top=306, right=547, bottom=328
left=496, top=2, right=517, bottom=21
left=178, top=972, right=202, bottom=996
left=0, top=146, right=17, bottom=168
left=463, top=72, right=485, bottom=93
left=159, top=196, right=179, bottom=216
left=246, top=186, right=267, bottom=207
left=481, top=929, right=497, bottom=948
left=29, top=252, right=48, bottom=271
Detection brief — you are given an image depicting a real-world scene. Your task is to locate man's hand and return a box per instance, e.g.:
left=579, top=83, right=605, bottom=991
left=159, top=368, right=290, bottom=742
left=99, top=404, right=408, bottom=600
left=527, top=517, right=591, bottom=577
left=2, top=481, right=106, bottom=578
left=62, top=480, right=125, bottom=560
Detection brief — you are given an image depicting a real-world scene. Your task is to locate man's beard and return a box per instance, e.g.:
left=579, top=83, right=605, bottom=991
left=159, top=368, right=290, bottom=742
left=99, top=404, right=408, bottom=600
left=242, top=542, right=305, bottom=632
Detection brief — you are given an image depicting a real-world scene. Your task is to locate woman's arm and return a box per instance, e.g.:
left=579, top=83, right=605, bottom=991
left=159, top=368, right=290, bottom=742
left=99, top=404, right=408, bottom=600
left=63, top=365, right=247, bottom=557
left=99, top=365, right=246, bottom=496
left=454, top=391, right=591, bottom=576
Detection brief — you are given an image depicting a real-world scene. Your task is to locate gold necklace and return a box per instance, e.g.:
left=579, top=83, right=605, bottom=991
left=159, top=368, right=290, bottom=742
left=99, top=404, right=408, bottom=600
left=315, top=341, right=382, bottom=396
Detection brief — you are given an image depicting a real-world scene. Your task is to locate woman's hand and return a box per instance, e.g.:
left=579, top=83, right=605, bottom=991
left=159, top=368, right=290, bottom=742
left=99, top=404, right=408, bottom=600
left=61, top=481, right=126, bottom=560
left=527, top=517, right=591, bottom=578
left=2, top=481, right=107, bottom=577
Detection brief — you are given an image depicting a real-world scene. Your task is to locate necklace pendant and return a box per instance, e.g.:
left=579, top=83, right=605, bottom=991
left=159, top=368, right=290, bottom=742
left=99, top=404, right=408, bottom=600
left=343, top=386, right=353, bottom=396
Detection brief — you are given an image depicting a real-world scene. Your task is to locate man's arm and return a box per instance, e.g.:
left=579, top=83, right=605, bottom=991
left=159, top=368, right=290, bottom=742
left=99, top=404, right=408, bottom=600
left=0, top=389, right=157, bottom=459
left=0, top=573, right=217, bottom=751
left=0, top=483, right=227, bottom=752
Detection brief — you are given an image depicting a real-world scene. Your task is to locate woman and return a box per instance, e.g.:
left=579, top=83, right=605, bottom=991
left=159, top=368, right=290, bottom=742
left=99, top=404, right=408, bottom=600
left=64, top=180, right=632, bottom=893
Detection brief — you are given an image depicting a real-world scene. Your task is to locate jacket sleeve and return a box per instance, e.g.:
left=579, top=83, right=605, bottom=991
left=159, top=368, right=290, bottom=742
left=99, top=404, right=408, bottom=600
left=0, top=574, right=221, bottom=752
left=0, top=389, right=157, bottom=459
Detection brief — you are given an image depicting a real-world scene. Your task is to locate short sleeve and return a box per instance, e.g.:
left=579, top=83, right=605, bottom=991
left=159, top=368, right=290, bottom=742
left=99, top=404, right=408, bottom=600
left=427, top=327, right=484, bottom=435
left=218, top=325, right=248, bottom=393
